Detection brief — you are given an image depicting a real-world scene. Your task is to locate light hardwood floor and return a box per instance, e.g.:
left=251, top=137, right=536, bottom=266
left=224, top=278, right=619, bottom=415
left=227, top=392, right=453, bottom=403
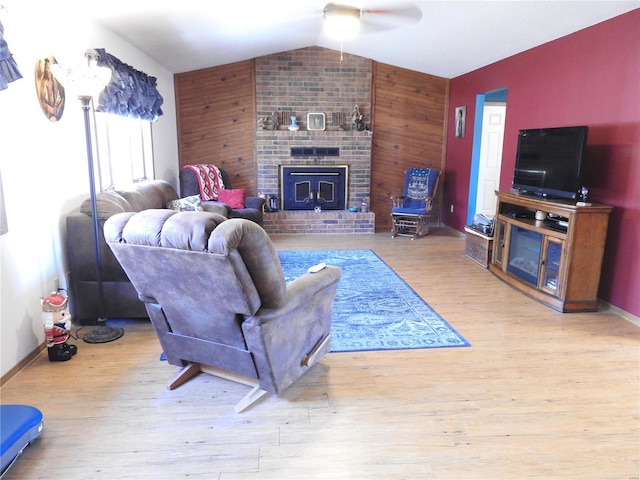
left=2, top=229, right=639, bottom=479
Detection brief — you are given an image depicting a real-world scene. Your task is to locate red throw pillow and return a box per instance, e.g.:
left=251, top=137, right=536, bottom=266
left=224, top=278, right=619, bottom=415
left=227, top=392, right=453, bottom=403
left=217, top=189, right=245, bottom=209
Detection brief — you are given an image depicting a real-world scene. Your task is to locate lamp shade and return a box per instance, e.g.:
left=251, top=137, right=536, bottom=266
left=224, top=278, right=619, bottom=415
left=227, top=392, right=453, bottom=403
left=51, top=50, right=111, bottom=98
left=323, top=3, right=360, bottom=40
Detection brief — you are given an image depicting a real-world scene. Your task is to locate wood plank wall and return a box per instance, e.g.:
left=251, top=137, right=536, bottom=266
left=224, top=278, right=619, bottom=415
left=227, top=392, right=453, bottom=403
left=174, top=60, right=257, bottom=194
left=174, top=53, right=449, bottom=229
left=370, top=62, right=449, bottom=233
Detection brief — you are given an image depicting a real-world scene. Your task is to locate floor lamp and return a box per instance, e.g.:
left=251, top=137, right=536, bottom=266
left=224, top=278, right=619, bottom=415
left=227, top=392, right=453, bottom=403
left=53, top=50, right=124, bottom=344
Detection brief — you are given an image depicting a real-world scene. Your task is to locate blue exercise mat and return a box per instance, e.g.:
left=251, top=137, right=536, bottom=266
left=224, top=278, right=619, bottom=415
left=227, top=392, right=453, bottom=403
left=1, top=405, right=43, bottom=477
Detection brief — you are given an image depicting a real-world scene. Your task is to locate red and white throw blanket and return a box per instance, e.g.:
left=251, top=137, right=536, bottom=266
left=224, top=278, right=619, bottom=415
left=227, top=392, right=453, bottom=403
left=184, top=164, right=225, bottom=201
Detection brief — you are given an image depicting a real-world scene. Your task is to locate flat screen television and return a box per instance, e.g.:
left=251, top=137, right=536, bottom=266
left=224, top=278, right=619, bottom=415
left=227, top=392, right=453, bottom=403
left=512, top=125, right=588, bottom=200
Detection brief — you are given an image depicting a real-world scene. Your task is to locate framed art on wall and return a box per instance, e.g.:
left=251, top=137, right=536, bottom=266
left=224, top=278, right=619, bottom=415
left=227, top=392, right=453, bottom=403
left=455, top=105, right=466, bottom=138
left=34, top=55, right=65, bottom=122
left=307, top=113, right=326, bottom=131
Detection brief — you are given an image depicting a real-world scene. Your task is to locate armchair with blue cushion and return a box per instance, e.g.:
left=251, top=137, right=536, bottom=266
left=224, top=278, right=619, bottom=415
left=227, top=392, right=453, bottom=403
left=390, top=167, right=440, bottom=239
left=104, top=211, right=341, bottom=412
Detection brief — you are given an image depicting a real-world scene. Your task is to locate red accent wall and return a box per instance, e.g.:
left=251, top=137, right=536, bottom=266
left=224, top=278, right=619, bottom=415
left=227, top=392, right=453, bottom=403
left=444, top=9, right=640, bottom=317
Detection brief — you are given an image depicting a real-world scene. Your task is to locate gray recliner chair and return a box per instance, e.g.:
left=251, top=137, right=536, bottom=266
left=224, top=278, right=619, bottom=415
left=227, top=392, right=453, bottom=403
left=104, top=210, right=341, bottom=412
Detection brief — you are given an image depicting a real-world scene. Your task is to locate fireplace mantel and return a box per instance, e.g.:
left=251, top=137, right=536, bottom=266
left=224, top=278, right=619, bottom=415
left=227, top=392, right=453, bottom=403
left=257, top=129, right=372, bottom=137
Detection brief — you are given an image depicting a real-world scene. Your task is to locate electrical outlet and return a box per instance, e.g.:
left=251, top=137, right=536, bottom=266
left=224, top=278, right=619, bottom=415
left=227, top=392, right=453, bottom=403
left=450, top=204, right=454, bottom=213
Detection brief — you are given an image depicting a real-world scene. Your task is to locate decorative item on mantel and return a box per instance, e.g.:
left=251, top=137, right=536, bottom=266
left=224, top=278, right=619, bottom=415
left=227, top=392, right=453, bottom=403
left=351, top=104, right=361, bottom=130
left=278, top=111, right=291, bottom=129
left=360, top=196, right=370, bottom=213
left=261, top=111, right=284, bottom=131
left=351, top=104, right=369, bottom=131
left=332, top=112, right=347, bottom=130
left=288, top=115, right=300, bottom=131
left=307, top=112, right=326, bottom=131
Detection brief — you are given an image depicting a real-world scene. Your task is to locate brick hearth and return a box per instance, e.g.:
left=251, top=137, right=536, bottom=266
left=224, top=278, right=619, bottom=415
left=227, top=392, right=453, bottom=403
left=263, top=210, right=375, bottom=235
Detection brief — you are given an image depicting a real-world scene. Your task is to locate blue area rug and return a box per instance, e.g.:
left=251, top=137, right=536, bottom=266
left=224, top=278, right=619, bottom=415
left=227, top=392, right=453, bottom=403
left=277, top=249, right=470, bottom=352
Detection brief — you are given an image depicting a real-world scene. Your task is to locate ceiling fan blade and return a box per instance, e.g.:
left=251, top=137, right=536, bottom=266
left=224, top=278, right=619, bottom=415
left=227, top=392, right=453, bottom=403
left=360, top=3, right=423, bottom=33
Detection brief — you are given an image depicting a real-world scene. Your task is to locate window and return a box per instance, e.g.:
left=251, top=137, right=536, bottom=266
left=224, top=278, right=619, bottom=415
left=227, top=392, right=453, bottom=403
left=93, top=110, right=154, bottom=191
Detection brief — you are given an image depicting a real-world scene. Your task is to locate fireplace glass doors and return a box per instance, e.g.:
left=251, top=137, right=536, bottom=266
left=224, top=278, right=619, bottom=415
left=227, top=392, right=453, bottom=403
left=507, top=225, right=542, bottom=286
left=280, top=166, right=348, bottom=210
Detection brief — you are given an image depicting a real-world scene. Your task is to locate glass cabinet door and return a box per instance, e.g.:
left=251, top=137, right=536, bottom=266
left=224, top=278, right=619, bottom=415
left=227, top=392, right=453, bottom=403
left=541, top=237, right=564, bottom=296
left=507, top=225, right=542, bottom=286
left=492, top=219, right=507, bottom=267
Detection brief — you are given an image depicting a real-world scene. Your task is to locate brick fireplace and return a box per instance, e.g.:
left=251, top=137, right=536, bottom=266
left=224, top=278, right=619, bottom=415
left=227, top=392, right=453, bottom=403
left=256, top=130, right=374, bottom=233
left=256, top=130, right=372, bottom=208
left=255, top=47, right=375, bottom=233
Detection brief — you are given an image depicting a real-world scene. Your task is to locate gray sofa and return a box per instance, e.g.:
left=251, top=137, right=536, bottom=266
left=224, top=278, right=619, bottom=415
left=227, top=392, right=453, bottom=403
left=66, top=180, right=180, bottom=322
left=104, top=211, right=341, bottom=411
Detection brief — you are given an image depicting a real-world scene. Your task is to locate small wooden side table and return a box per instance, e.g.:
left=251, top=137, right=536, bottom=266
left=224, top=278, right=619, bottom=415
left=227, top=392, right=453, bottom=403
left=464, top=225, right=493, bottom=268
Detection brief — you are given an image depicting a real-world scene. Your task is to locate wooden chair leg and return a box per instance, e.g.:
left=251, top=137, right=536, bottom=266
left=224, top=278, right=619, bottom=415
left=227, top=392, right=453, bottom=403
left=234, top=385, right=268, bottom=413
left=166, top=363, right=268, bottom=413
left=200, top=365, right=267, bottom=413
left=167, top=362, right=202, bottom=390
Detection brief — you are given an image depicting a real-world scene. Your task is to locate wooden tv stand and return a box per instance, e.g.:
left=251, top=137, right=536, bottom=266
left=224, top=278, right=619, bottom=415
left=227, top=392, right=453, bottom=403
left=489, top=190, right=612, bottom=312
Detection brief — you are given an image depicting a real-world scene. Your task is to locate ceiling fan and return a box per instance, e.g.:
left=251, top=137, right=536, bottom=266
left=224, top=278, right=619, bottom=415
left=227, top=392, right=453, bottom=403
left=322, top=2, right=423, bottom=40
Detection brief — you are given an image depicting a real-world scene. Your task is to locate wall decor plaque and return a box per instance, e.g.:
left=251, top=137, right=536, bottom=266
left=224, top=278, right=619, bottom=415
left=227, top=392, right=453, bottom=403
left=35, top=55, right=65, bottom=122
left=307, top=112, right=326, bottom=131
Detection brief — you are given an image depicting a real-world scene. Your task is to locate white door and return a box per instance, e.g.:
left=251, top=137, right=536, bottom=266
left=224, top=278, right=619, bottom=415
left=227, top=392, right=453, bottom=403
left=475, top=103, right=506, bottom=217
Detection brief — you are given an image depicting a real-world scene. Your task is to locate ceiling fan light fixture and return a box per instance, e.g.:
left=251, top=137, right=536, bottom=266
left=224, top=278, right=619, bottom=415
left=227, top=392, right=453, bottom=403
left=323, top=3, right=361, bottom=40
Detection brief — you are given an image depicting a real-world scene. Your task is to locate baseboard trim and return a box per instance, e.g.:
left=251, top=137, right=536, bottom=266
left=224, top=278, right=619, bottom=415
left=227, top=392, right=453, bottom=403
left=0, top=343, right=46, bottom=387
left=599, top=300, right=640, bottom=327
left=447, top=225, right=466, bottom=237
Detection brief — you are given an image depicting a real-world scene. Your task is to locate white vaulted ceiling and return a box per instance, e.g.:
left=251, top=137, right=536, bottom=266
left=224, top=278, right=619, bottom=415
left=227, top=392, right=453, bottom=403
left=20, top=1, right=640, bottom=77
